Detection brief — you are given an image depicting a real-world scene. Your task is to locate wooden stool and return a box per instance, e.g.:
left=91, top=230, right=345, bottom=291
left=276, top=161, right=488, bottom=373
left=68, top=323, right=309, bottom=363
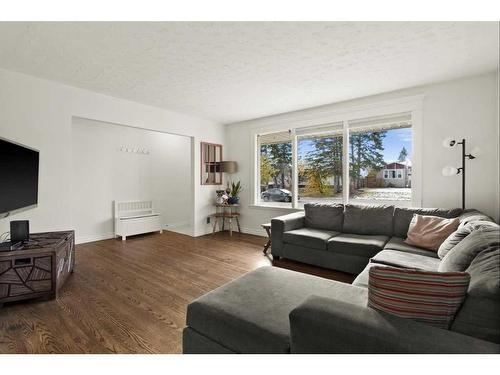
left=212, top=212, right=241, bottom=236
left=261, top=223, right=271, bottom=254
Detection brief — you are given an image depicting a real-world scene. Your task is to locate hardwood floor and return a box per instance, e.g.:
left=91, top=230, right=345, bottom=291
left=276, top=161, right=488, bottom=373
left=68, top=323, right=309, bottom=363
left=0, top=231, right=355, bottom=354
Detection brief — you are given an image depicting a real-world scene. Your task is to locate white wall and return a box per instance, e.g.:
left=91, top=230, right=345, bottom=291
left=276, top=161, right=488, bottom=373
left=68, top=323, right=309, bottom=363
left=71, top=118, right=192, bottom=243
left=0, top=68, right=224, bottom=239
left=225, top=72, right=499, bottom=235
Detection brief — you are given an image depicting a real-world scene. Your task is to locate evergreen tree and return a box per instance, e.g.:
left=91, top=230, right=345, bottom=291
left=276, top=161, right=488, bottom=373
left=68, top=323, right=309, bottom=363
left=349, top=131, right=386, bottom=188
left=304, top=135, right=343, bottom=194
left=398, top=146, right=408, bottom=162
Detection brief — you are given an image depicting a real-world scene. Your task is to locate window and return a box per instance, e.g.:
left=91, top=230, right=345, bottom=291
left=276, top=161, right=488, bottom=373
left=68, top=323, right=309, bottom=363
left=258, top=131, right=293, bottom=207
left=297, top=122, right=343, bottom=207
left=255, top=111, right=413, bottom=208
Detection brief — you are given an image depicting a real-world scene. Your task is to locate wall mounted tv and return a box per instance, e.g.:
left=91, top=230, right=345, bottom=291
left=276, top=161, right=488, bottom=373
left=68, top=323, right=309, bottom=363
left=0, top=138, right=39, bottom=216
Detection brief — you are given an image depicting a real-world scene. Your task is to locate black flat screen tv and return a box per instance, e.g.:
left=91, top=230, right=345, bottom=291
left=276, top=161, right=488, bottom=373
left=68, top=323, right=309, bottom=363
left=0, top=138, right=39, bottom=216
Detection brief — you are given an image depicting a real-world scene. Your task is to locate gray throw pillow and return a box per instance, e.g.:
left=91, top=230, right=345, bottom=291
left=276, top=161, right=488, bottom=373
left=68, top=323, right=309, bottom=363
left=438, top=220, right=499, bottom=259
left=439, top=228, right=500, bottom=272
left=304, top=203, right=344, bottom=232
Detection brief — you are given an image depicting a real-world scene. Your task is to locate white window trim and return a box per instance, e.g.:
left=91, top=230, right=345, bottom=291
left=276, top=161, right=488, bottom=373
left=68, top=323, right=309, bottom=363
left=250, top=95, right=424, bottom=209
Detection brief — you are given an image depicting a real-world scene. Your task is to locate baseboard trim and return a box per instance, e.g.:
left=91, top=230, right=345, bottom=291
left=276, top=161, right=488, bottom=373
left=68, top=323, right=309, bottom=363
left=76, top=232, right=115, bottom=245
left=240, top=227, right=267, bottom=237
left=76, top=226, right=266, bottom=243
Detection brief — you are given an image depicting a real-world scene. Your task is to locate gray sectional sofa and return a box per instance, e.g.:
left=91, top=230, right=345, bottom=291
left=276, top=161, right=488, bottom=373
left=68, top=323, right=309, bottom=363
left=183, top=204, right=500, bottom=353
left=271, top=204, right=463, bottom=274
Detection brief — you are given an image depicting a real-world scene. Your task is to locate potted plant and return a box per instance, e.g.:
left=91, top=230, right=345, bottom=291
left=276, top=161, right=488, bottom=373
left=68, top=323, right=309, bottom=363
left=228, top=180, right=242, bottom=204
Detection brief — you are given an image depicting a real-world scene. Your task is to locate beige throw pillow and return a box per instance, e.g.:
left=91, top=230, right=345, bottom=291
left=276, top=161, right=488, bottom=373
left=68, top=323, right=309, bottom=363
left=405, top=214, right=460, bottom=251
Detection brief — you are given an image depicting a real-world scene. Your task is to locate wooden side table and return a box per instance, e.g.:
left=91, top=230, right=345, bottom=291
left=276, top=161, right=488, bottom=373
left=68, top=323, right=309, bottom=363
left=261, top=223, right=271, bottom=254
left=0, top=230, right=75, bottom=307
left=212, top=204, right=241, bottom=236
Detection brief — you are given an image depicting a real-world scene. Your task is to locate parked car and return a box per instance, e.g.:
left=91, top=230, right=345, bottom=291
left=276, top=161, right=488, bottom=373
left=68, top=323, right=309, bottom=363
left=261, top=188, right=292, bottom=202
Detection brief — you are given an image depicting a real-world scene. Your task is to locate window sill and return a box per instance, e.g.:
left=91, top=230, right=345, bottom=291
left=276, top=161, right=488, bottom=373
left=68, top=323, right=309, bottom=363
left=248, top=204, right=302, bottom=211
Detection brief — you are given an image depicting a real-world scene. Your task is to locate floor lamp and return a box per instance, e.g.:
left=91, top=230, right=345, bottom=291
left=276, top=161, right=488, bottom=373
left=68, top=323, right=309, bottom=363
left=441, top=138, right=480, bottom=209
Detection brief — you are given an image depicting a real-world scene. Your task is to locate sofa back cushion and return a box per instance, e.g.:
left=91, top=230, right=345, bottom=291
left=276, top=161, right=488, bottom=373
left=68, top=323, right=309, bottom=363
left=393, top=207, right=462, bottom=238
left=438, top=220, right=499, bottom=259
left=459, top=209, right=494, bottom=226
left=343, top=204, right=394, bottom=236
left=451, top=246, right=500, bottom=343
left=368, top=266, right=470, bottom=329
left=304, top=203, right=344, bottom=232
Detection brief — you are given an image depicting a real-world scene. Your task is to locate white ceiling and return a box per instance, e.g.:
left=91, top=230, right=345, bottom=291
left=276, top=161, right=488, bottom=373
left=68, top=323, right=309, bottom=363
left=0, top=22, right=497, bottom=124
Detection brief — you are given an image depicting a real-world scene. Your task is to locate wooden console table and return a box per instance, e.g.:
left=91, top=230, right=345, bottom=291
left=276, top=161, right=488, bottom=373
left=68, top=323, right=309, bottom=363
left=0, top=230, right=75, bottom=307
left=212, top=204, right=241, bottom=236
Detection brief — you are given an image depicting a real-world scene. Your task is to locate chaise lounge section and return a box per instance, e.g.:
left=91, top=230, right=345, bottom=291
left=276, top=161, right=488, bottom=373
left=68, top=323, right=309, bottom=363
left=183, top=204, right=500, bottom=353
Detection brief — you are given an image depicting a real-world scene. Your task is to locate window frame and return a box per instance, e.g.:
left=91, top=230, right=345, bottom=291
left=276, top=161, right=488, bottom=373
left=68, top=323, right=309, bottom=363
left=250, top=95, right=423, bottom=209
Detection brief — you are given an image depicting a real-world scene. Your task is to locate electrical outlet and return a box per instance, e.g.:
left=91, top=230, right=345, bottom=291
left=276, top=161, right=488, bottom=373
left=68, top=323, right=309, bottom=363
left=206, top=217, right=211, bottom=224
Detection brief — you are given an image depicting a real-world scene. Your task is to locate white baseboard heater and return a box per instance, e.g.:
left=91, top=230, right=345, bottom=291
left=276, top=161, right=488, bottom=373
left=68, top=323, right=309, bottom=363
left=114, top=200, right=163, bottom=241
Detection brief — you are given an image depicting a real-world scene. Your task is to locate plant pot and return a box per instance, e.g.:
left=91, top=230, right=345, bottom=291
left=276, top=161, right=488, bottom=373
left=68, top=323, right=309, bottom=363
left=228, top=196, right=239, bottom=205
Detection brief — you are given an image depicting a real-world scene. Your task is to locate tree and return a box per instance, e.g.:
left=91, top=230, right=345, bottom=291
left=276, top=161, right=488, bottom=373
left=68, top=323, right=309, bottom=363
left=304, top=135, right=343, bottom=194
left=260, top=154, right=277, bottom=189
left=398, top=146, right=408, bottom=162
left=349, top=131, right=386, bottom=189
left=260, top=142, right=292, bottom=189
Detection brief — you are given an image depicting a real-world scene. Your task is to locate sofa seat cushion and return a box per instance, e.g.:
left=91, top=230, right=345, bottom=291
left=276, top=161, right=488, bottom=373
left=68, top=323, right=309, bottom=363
left=353, top=262, right=381, bottom=288
left=384, top=237, right=439, bottom=258
left=186, top=266, right=368, bottom=353
left=327, top=233, right=389, bottom=257
left=283, top=228, right=339, bottom=250
left=371, top=249, right=441, bottom=271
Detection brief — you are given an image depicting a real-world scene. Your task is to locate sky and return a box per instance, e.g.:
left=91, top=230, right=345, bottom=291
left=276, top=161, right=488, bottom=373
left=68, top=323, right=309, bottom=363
left=297, top=127, right=412, bottom=164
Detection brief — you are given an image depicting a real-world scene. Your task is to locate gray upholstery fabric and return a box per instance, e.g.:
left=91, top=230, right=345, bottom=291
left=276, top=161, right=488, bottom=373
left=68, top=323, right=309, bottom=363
left=327, top=233, right=388, bottom=257
left=183, top=327, right=236, bottom=354
left=352, top=262, right=382, bottom=288
left=459, top=209, right=495, bottom=226
left=383, top=237, right=439, bottom=258
left=439, top=229, right=500, bottom=272
left=451, top=247, right=500, bottom=343
left=452, top=296, right=500, bottom=344
left=185, top=266, right=367, bottom=354
left=438, top=220, right=499, bottom=259
left=271, top=211, right=305, bottom=256
left=467, top=247, right=500, bottom=299
left=283, top=243, right=370, bottom=275
left=283, top=228, right=339, bottom=251
left=289, top=296, right=500, bottom=353
left=304, top=203, right=344, bottom=231
left=370, top=249, right=441, bottom=271
left=393, top=207, right=462, bottom=238
left=343, top=204, right=394, bottom=236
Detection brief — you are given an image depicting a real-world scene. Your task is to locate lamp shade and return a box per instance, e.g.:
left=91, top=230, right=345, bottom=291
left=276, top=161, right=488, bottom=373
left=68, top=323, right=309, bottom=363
left=442, top=166, right=459, bottom=177
left=220, top=161, right=238, bottom=173
left=469, top=146, right=482, bottom=158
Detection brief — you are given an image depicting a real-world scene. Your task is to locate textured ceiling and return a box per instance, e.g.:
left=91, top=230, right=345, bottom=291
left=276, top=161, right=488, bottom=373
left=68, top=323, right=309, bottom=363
left=0, top=22, right=497, bottom=124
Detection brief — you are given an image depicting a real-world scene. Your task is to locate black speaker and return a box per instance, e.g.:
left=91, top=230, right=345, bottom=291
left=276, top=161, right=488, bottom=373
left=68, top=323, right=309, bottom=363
left=10, top=220, right=30, bottom=243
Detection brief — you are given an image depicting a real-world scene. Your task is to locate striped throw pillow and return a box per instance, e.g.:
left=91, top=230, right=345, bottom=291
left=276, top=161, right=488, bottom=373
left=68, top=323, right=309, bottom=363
left=368, top=266, right=470, bottom=329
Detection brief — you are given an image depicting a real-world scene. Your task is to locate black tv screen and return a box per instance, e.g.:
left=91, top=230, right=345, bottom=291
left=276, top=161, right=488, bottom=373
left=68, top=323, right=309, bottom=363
left=0, top=138, right=39, bottom=215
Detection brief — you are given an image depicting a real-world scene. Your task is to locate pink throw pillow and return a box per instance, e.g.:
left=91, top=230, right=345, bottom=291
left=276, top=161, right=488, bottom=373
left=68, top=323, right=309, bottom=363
left=404, top=214, right=460, bottom=251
